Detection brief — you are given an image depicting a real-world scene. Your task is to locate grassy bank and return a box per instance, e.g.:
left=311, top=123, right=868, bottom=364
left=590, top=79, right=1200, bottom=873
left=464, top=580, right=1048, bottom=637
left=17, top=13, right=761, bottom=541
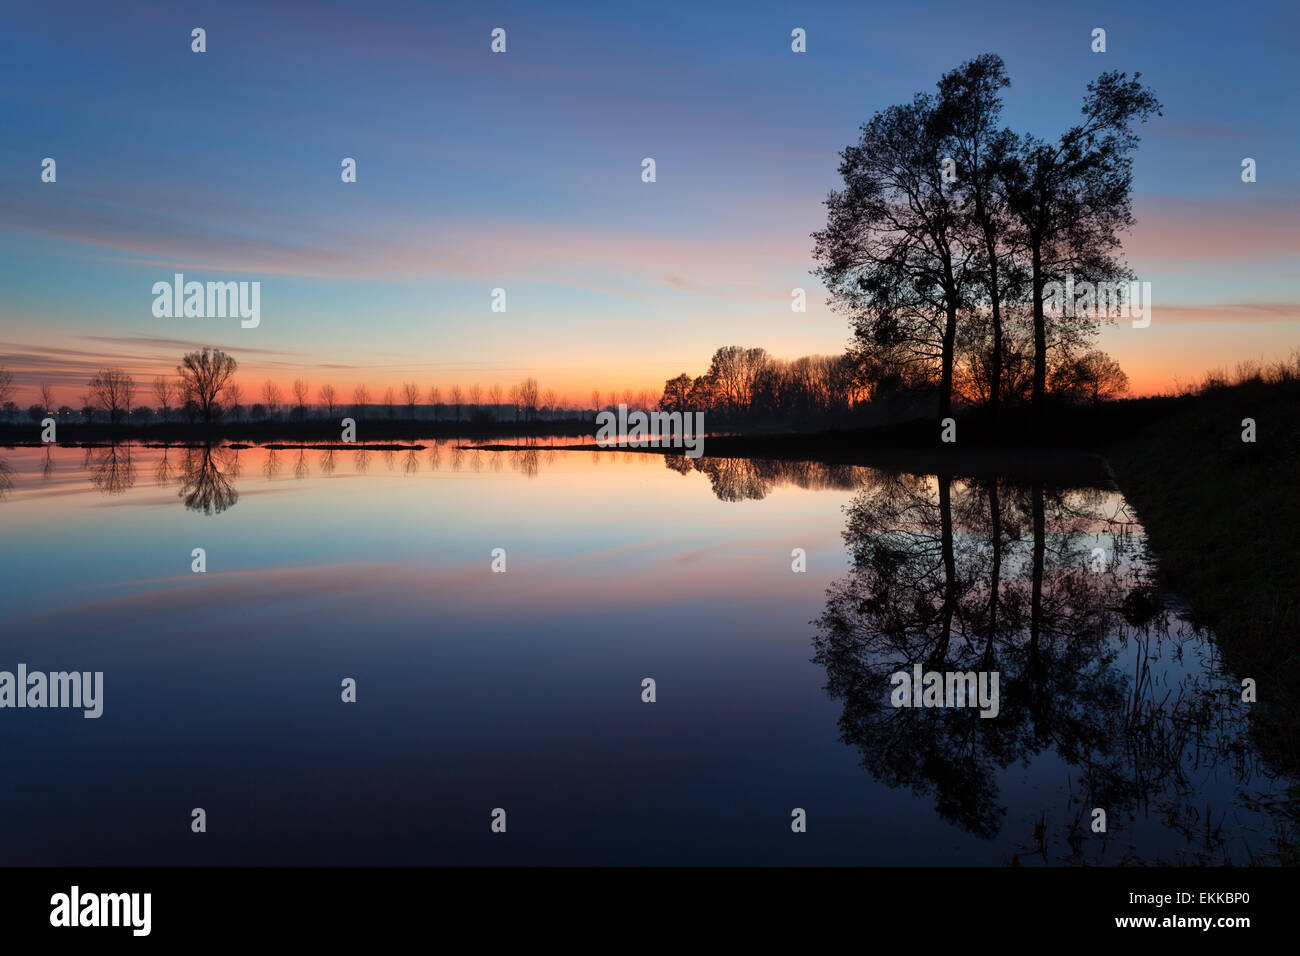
left=1100, top=380, right=1300, bottom=786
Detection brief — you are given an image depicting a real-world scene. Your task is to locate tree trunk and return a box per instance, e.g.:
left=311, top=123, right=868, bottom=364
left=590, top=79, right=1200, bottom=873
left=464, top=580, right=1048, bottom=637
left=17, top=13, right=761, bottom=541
left=1031, top=243, right=1047, bottom=422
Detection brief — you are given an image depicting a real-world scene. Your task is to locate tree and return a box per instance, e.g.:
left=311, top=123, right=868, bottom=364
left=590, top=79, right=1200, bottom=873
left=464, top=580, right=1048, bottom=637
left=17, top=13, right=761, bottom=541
left=293, top=378, right=310, bottom=421
left=937, top=53, right=1018, bottom=421
left=0, top=366, right=13, bottom=410
left=352, top=384, right=370, bottom=420
left=87, top=368, right=136, bottom=425
left=814, top=90, right=977, bottom=419
left=518, top=377, right=539, bottom=421
left=177, top=348, right=238, bottom=425
left=224, top=382, right=244, bottom=422
left=319, top=383, right=338, bottom=419
left=1049, top=349, right=1129, bottom=403
left=1000, top=71, right=1159, bottom=418
left=449, top=385, right=463, bottom=422
left=704, top=346, right=769, bottom=413
left=488, top=384, right=503, bottom=421
left=402, top=382, right=420, bottom=420
left=382, top=386, right=395, bottom=420
left=39, top=382, right=55, bottom=413
left=262, top=380, right=282, bottom=420
left=660, top=374, right=693, bottom=412
left=426, top=385, right=441, bottom=420
left=153, top=375, right=176, bottom=422
left=468, top=384, right=482, bottom=417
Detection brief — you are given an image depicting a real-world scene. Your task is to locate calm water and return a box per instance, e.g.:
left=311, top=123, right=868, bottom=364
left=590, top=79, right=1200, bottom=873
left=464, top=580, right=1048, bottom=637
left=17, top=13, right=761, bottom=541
left=0, top=442, right=1289, bottom=864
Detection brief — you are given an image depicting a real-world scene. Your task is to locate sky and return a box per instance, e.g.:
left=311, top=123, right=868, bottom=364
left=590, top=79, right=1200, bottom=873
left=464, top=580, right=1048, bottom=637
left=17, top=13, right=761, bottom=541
left=1, top=0, right=1297, bottom=405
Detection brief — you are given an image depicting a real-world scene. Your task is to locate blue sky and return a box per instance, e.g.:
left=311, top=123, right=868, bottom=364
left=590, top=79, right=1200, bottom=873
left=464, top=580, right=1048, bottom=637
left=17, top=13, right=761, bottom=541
left=1, top=0, right=1296, bottom=400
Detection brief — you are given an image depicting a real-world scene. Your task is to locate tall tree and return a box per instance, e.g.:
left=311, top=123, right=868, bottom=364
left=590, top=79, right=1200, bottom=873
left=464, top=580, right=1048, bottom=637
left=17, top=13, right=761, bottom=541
left=87, top=368, right=136, bottom=425
left=402, top=382, right=421, bottom=420
left=177, top=349, right=237, bottom=424
left=937, top=53, right=1018, bottom=421
left=293, top=378, right=310, bottom=421
left=152, top=375, right=176, bottom=421
left=262, top=380, right=282, bottom=420
left=1000, top=71, right=1160, bottom=419
left=319, top=383, right=337, bottom=419
left=814, top=94, right=977, bottom=418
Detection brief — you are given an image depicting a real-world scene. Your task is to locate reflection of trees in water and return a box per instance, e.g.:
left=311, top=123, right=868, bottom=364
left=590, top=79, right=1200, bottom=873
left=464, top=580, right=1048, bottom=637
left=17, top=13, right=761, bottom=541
left=666, top=455, right=865, bottom=502
left=154, top=445, right=178, bottom=486
left=88, top=444, right=136, bottom=495
left=403, top=448, right=420, bottom=474
left=42, top=446, right=55, bottom=481
left=319, top=448, right=336, bottom=475
left=262, top=448, right=281, bottom=481
left=813, top=471, right=1270, bottom=863
left=353, top=448, right=370, bottom=474
left=294, top=448, right=310, bottom=480
left=178, top=444, right=239, bottom=515
left=0, top=456, right=13, bottom=500
left=510, top=448, right=539, bottom=478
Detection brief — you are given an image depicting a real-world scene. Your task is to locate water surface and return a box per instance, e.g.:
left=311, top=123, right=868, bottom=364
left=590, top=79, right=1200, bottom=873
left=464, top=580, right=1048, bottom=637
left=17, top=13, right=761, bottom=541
left=0, top=442, right=1288, bottom=864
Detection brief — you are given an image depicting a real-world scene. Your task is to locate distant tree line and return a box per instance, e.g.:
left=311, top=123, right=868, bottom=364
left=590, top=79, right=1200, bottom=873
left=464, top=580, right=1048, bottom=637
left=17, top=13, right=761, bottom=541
left=657, top=346, right=861, bottom=422
left=0, top=351, right=583, bottom=426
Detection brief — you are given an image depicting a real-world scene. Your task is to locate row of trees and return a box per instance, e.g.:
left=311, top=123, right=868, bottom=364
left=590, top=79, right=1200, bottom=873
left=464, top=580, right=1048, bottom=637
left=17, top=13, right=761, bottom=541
left=813, top=54, right=1157, bottom=419
left=658, top=346, right=861, bottom=419
left=0, top=354, right=578, bottom=425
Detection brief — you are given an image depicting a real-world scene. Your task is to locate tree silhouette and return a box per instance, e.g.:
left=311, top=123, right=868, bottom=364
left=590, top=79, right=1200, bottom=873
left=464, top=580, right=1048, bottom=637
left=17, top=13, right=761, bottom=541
left=178, top=443, right=238, bottom=514
left=177, top=348, right=237, bottom=425
left=87, top=368, right=136, bottom=426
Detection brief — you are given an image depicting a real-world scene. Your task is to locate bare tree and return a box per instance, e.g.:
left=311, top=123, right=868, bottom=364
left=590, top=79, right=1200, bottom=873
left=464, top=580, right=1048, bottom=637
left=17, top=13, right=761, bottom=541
left=449, top=384, right=464, bottom=422
left=224, top=381, right=244, bottom=422
left=177, top=348, right=238, bottom=425
left=261, top=380, right=282, bottom=420
left=542, top=389, right=558, bottom=420
left=319, top=383, right=338, bottom=419
left=39, top=382, right=56, bottom=413
left=0, top=366, right=13, bottom=409
left=352, top=384, right=370, bottom=420
left=87, top=368, right=136, bottom=425
left=468, top=384, right=482, bottom=417
left=152, top=376, right=175, bottom=421
left=293, top=378, right=310, bottom=421
left=426, top=385, right=441, bottom=421
left=488, top=384, right=504, bottom=421
left=402, top=382, right=420, bottom=420
left=382, top=386, right=396, bottom=420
